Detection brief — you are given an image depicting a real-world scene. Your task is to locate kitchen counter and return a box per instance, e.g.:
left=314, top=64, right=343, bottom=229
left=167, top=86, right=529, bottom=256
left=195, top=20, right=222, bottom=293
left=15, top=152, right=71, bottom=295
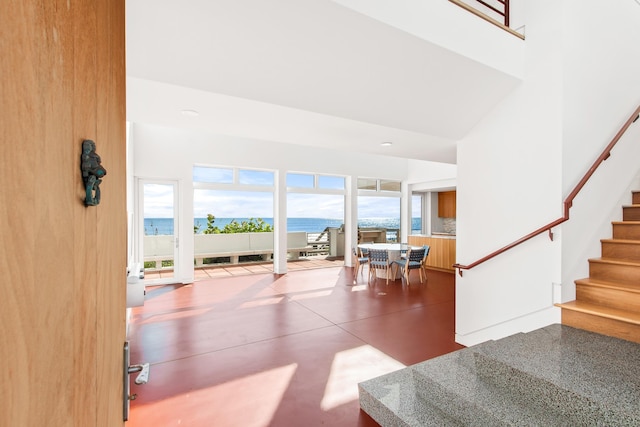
left=408, top=235, right=456, bottom=272
left=412, top=233, right=456, bottom=239
left=430, top=232, right=456, bottom=239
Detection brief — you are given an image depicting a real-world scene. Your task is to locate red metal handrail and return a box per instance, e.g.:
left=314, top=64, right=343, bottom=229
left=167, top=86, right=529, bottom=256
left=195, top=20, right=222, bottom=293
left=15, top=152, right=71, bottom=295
left=454, top=105, right=640, bottom=276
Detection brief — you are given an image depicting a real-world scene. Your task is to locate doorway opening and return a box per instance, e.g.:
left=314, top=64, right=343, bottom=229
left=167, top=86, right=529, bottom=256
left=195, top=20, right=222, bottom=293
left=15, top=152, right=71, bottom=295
left=137, top=180, right=179, bottom=285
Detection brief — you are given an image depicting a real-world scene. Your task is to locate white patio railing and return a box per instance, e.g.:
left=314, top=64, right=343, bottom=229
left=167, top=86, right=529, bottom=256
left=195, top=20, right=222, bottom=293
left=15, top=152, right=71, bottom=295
left=143, top=227, right=396, bottom=270
left=144, top=231, right=316, bottom=270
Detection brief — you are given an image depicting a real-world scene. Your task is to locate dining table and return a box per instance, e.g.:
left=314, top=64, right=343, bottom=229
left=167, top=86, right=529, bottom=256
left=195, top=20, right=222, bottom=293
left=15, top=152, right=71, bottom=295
left=357, top=243, right=421, bottom=279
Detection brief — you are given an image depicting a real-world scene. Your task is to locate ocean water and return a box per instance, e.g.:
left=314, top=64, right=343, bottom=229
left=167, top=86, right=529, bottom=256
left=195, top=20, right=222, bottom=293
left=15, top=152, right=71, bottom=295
left=144, top=217, right=421, bottom=235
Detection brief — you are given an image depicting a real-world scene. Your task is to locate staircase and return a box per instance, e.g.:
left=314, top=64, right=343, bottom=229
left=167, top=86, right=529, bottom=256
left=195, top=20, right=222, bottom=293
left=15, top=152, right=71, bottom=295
left=556, top=190, right=640, bottom=344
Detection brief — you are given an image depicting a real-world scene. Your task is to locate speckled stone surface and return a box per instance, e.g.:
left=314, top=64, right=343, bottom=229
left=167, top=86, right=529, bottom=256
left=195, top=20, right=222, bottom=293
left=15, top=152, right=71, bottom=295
left=359, top=324, right=640, bottom=426
left=358, top=368, right=461, bottom=426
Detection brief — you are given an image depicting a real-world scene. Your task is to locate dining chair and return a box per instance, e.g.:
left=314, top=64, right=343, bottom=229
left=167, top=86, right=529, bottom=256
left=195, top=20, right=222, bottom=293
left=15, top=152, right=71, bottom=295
left=368, top=248, right=395, bottom=284
left=421, top=245, right=431, bottom=280
left=393, top=247, right=426, bottom=285
left=352, top=246, right=369, bottom=283
left=399, top=243, right=409, bottom=259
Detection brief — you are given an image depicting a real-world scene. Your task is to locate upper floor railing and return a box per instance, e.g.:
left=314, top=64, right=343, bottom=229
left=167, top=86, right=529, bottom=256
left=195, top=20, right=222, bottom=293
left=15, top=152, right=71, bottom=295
left=472, top=0, right=509, bottom=25
left=453, top=105, right=640, bottom=276
left=449, top=0, right=524, bottom=39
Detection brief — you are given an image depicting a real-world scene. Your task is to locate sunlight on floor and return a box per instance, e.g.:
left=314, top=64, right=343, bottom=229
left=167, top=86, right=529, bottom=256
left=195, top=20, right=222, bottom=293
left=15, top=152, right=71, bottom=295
left=320, top=345, right=405, bottom=411
left=196, top=276, right=280, bottom=303
left=139, top=308, right=211, bottom=325
left=239, top=296, right=286, bottom=309
left=288, top=289, right=334, bottom=301
left=163, top=363, right=297, bottom=426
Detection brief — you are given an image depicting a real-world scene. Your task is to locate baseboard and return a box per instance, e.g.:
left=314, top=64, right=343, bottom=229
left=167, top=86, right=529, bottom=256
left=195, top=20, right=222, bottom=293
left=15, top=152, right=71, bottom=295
left=455, top=306, right=560, bottom=347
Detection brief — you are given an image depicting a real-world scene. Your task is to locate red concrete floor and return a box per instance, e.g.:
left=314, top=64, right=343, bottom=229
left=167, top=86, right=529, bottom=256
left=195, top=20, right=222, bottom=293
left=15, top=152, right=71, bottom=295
left=127, top=265, right=464, bottom=427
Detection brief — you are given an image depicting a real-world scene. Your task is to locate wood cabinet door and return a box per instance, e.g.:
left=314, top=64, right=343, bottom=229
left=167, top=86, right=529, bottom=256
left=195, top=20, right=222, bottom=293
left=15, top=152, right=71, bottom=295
left=438, top=191, right=457, bottom=218
left=407, top=236, right=456, bottom=271
left=1, top=2, right=126, bottom=426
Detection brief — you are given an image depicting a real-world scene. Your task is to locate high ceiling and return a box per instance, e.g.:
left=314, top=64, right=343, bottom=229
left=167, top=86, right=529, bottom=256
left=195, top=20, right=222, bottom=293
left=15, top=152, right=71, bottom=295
left=126, top=0, right=520, bottom=163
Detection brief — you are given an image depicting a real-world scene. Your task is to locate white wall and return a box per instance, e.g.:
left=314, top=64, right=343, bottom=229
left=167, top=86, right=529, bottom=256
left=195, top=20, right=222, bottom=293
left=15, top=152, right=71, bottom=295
left=455, top=0, right=563, bottom=346
left=132, top=123, right=441, bottom=282
left=559, top=0, right=640, bottom=301
left=407, top=159, right=457, bottom=185
left=455, top=0, right=640, bottom=346
left=126, top=122, right=135, bottom=265
left=331, top=0, right=524, bottom=79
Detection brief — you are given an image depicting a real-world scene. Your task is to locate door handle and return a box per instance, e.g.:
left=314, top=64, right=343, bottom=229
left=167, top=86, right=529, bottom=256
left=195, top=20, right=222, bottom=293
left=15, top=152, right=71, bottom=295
left=128, top=363, right=150, bottom=385
left=123, top=341, right=150, bottom=421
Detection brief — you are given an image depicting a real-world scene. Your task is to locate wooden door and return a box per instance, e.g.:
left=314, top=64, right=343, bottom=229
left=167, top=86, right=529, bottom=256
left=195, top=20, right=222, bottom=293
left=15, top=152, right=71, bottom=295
left=1, top=1, right=126, bottom=426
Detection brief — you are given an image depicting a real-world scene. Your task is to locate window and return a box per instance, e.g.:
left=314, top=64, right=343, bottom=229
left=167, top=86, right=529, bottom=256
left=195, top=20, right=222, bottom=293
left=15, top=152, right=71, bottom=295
left=380, top=180, right=401, bottom=192
left=357, top=177, right=402, bottom=242
left=193, top=190, right=274, bottom=233
left=194, top=166, right=274, bottom=187
left=193, top=166, right=233, bottom=184
left=287, top=173, right=314, bottom=188
left=286, top=172, right=346, bottom=259
left=318, top=175, right=345, bottom=190
left=412, top=194, right=423, bottom=234
left=287, top=172, right=345, bottom=191
left=357, top=178, right=377, bottom=191
left=239, top=169, right=274, bottom=186
left=358, top=178, right=401, bottom=192
left=358, top=196, right=401, bottom=242
left=287, top=193, right=344, bottom=233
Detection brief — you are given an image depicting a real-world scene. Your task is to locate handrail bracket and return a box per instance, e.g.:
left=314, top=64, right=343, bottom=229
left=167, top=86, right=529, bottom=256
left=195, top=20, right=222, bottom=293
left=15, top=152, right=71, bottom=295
left=548, top=229, right=554, bottom=241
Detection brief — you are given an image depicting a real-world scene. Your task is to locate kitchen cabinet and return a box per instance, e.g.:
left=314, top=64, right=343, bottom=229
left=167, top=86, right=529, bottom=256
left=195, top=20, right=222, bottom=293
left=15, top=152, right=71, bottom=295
left=408, top=235, right=456, bottom=272
left=438, top=191, right=456, bottom=218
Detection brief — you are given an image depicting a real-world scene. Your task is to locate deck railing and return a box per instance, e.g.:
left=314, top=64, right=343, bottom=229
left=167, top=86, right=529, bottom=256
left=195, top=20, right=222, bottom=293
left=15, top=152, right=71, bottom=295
left=453, top=105, right=640, bottom=276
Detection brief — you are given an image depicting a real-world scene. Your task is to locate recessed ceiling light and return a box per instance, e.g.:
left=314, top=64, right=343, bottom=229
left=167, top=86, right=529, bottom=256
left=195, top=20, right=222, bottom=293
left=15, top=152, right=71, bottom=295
left=181, top=109, right=200, bottom=117
left=381, top=142, right=393, bottom=146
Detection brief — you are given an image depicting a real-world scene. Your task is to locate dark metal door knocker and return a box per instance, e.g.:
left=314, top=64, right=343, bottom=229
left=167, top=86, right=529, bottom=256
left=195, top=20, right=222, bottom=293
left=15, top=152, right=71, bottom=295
left=81, top=139, right=107, bottom=206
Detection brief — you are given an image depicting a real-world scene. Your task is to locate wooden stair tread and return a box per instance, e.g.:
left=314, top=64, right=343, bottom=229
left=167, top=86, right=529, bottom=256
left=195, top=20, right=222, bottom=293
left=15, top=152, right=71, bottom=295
left=575, top=277, right=640, bottom=293
left=612, top=221, right=640, bottom=225
left=601, top=238, right=640, bottom=244
left=588, top=257, right=640, bottom=267
left=556, top=300, right=640, bottom=325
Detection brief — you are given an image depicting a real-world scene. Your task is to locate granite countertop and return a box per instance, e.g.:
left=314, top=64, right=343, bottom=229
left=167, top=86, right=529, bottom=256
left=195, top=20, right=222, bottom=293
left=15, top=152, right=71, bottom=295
left=432, top=232, right=456, bottom=239
left=411, top=233, right=456, bottom=239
